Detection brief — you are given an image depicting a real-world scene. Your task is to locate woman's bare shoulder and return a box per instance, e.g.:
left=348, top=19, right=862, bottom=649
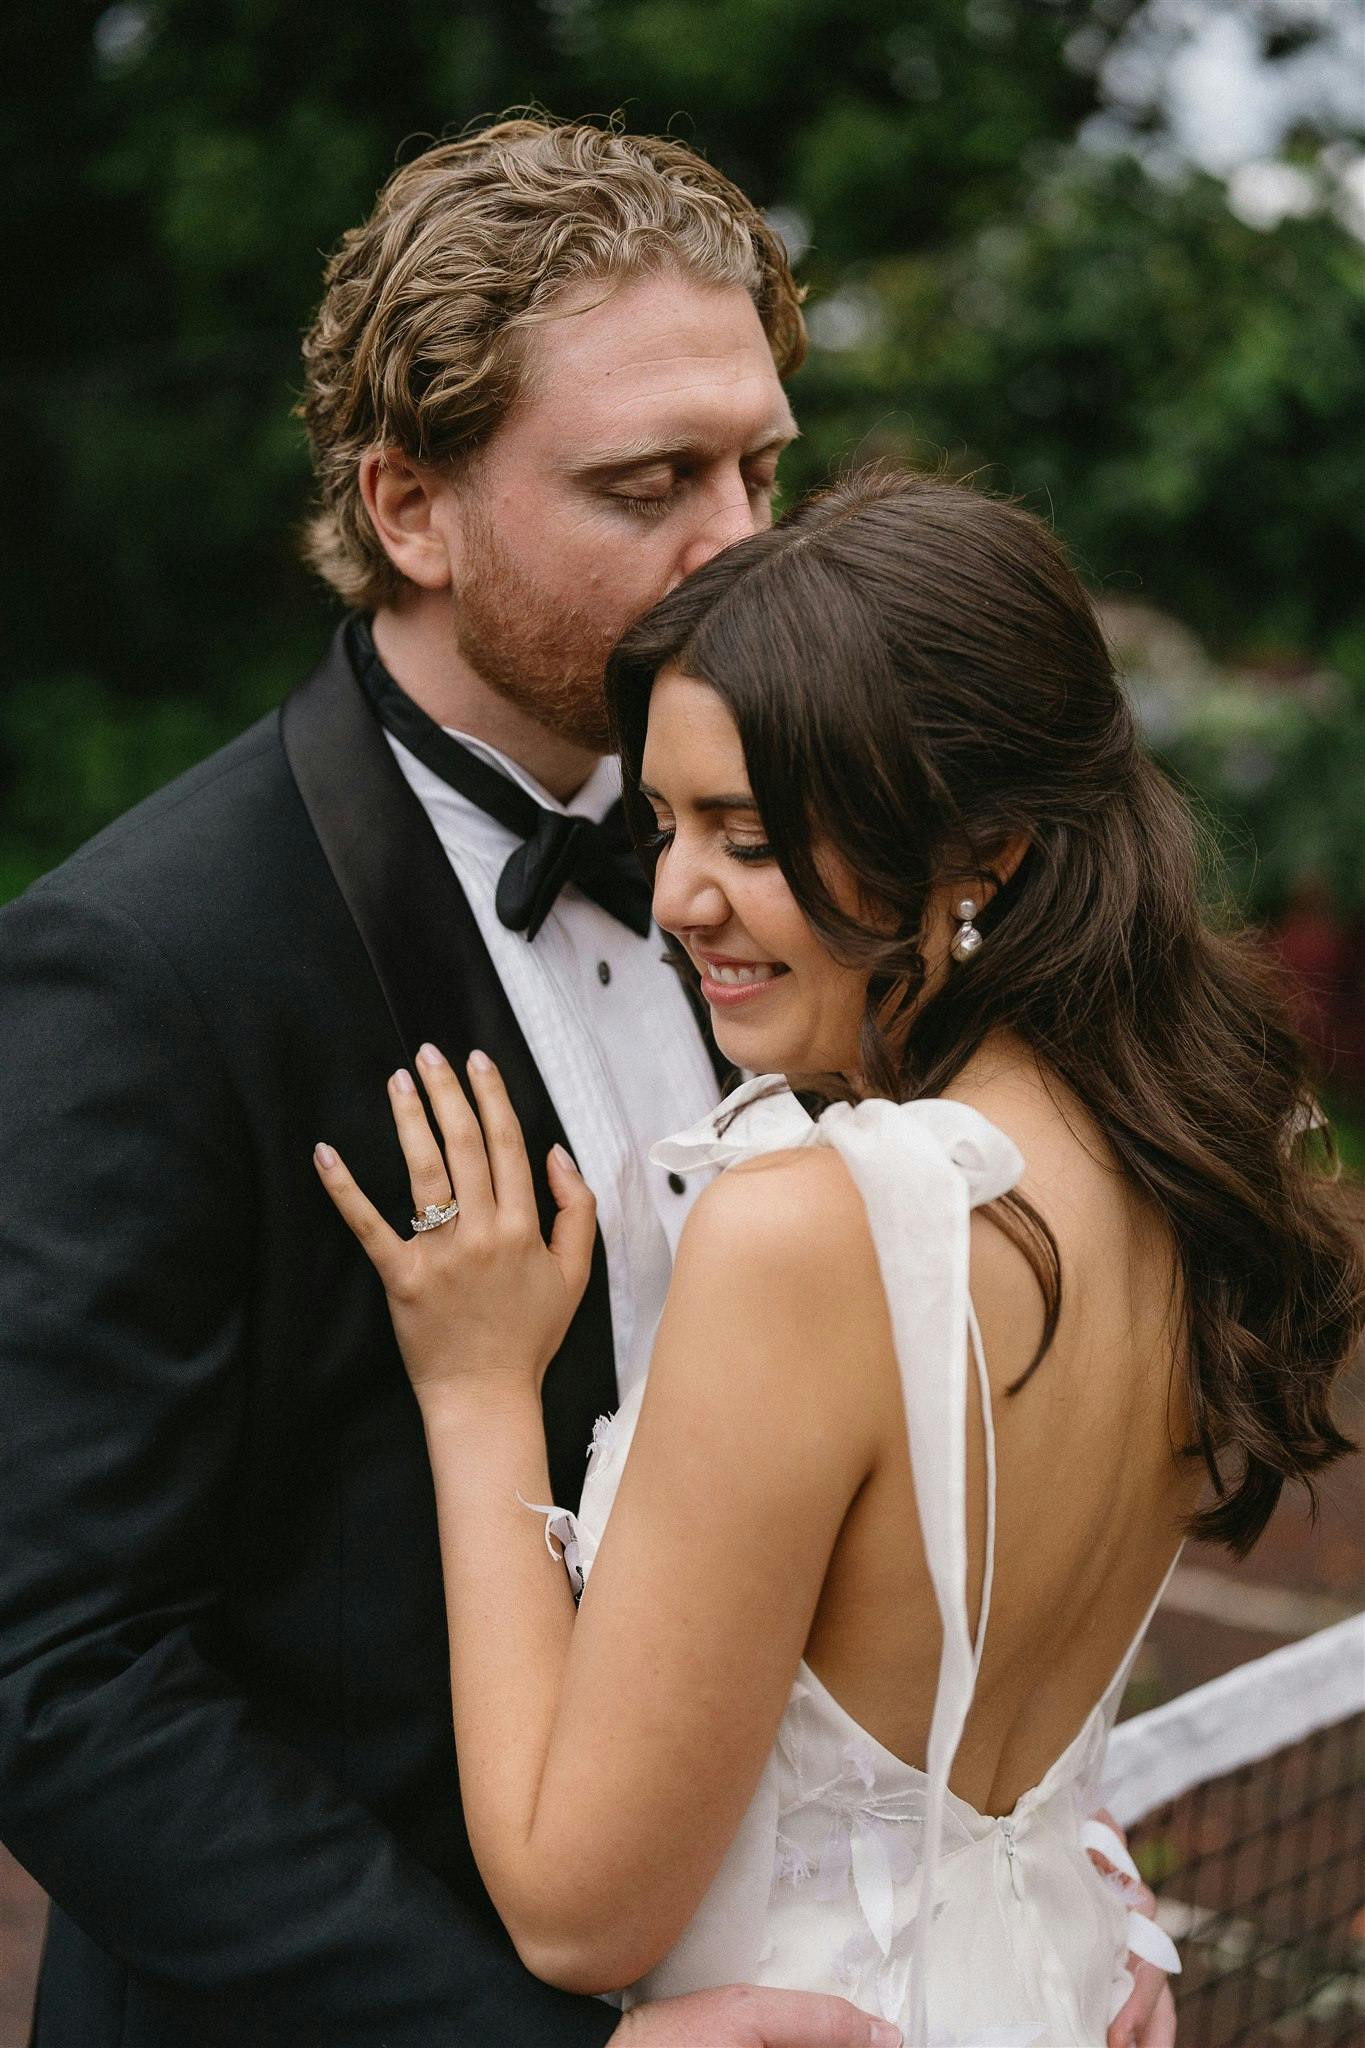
left=668, top=1147, right=890, bottom=1392
left=679, top=1142, right=879, bottom=1281
left=646, top=1147, right=889, bottom=1488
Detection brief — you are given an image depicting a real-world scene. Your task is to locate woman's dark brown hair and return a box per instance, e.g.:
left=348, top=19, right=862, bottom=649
left=605, top=468, right=1363, bottom=1555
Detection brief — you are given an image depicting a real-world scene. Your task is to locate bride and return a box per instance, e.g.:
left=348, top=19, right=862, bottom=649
left=316, top=470, right=1361, bottom=2044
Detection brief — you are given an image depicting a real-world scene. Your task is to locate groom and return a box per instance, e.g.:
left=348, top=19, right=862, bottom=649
left=0, top=118, right=1170, bottom=2048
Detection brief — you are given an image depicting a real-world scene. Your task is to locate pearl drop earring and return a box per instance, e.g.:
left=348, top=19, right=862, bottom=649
left=950, top=897, right=983, bottom=963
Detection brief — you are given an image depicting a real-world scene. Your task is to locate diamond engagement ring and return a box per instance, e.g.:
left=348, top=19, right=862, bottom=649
left=411, top=1200, right=460, bottom=1234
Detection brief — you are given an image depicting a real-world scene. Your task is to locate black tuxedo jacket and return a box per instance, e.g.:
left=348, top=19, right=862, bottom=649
left=0, top=628, right=718, bottom=2047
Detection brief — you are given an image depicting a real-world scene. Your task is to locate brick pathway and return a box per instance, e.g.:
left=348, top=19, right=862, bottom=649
left=0, top=1848, right=42, bottom=2048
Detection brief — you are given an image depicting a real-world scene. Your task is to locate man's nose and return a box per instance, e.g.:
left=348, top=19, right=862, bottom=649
left=672, top=477, right=763, bottom=583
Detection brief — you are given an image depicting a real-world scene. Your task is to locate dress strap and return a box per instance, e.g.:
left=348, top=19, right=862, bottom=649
left=655, top=1076, right=1025, bottom=2043
left=814, top=1096, right=1023, bottom=2047
left=649, top=1072, right=818, bottom=1173
left=967, top=1300, right=998, bottom=1676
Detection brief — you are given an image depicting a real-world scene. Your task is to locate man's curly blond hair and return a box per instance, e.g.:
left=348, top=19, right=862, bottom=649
left=297, top=116, right=808, bottom=612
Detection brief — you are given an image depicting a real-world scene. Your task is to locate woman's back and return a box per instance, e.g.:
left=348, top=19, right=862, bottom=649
left=567, top=1062, right=1188, bottom=2041
left=802, top=1033, right=1201, bottom=1815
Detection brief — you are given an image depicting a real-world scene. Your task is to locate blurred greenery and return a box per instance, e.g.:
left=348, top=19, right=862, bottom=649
left=1158, top=668, right=1365, bottom=920
left=4, top=1, right=1363, bottom=1120
left=794, top=158, right=1365, bottom=665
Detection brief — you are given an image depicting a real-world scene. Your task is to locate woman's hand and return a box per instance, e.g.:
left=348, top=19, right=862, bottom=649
left=314, top=1043, right=597, bottom=1405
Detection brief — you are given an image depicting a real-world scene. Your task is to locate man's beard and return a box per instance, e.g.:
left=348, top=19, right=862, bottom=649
left=453, top=503, right=622, bottom=755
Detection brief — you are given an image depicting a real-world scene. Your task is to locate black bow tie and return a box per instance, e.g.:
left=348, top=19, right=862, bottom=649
left=348, top=617, right=654, bottom=943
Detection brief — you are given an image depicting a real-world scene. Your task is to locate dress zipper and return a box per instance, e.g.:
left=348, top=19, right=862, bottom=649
left=1000, top=1816, right=1024, bottom=1900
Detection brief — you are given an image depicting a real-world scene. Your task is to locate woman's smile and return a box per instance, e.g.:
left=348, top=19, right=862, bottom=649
left=693, top=951, right=792, bottom=1006
left=640, top=669, right=870, bottom=1074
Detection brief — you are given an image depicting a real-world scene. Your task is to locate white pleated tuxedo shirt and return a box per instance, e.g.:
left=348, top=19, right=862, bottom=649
left=386, top=728, right=721, bottom=1403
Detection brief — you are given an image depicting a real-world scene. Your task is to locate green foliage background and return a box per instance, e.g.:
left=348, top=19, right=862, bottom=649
left=5, top=0, right=1363, bottom=1024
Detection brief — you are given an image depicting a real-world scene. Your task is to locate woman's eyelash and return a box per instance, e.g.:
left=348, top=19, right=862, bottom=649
left=640, top=828, right=774, bottom=865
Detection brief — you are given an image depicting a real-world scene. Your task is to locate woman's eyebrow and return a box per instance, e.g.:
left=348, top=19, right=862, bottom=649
left=639, top=781, right=758, bottom=812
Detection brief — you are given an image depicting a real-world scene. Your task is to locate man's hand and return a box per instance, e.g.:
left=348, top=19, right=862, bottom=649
left=1087, top=1808, right=1178, bottom=2048
left=1110, top=1960, right=1176, bottom=2048
left=611, top=1985, right=901, bottom=2048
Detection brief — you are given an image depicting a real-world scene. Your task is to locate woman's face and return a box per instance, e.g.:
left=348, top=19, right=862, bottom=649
left=640, top=669, right=871, bottom=1077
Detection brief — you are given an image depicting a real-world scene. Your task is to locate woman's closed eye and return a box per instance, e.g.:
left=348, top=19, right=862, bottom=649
left=641, top=826, right=775, bottom=866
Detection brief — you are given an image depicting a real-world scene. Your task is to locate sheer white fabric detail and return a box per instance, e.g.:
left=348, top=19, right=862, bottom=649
left=518, top=1495, right=585, bottom=1599
left=1078, top=1818, right=1183, bottom=1977
left=552, top=1076, right=1180, bottom=2042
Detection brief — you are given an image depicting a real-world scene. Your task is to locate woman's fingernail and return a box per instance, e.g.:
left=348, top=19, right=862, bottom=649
left=871, top=2025, right=902, bottom=2048
left=416, top=1043, right=444, bottom=1069
left=551, top=1143, right=578, bottom=1174
left=391, top=1067, right=416, bottom=1095
left=314, top=1143, right=336, bottom=1169
left=468, top=1049, right=493, bottom=1074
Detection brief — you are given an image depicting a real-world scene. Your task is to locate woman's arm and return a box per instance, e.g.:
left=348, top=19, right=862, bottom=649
left=318, top=1047, right=882, bottom=1994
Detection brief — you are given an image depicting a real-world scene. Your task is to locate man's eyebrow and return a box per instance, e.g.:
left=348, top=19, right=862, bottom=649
left=569, top=424, right=800, bottom=475
left=639, top=781, right=759, bottom=813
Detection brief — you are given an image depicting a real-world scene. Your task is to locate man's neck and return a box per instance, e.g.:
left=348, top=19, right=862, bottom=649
left=370, top=599, right=602, bottom=806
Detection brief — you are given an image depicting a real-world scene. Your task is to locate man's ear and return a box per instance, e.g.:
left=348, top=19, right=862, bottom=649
left=359, top=448, right=459, bottom=592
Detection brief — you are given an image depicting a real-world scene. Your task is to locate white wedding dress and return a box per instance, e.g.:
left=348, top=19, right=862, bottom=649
left=540, top=1077, right=1180, bottom=2046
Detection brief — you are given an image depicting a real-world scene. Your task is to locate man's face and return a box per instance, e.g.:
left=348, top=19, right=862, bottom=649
left=437, top=271, right=798, bottom=752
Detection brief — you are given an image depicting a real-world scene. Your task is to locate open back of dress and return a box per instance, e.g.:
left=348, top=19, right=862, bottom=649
left=558, top=1076, right=1180, bottom=2045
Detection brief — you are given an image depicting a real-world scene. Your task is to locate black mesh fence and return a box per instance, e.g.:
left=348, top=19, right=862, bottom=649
left=1129, top=1710, right=1365, bottom=2046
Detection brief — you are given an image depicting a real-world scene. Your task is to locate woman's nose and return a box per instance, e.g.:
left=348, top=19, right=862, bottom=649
left=650, top=838, right=730, bottom=938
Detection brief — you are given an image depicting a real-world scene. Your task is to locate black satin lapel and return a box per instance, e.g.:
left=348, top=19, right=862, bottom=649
left=280, top=628, right=619, bottom=1502
left=280, top=628, right=483, bottom=1074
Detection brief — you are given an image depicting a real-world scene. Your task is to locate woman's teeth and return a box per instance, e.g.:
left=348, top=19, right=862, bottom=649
left=709, top=963, right=784, bottom=984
